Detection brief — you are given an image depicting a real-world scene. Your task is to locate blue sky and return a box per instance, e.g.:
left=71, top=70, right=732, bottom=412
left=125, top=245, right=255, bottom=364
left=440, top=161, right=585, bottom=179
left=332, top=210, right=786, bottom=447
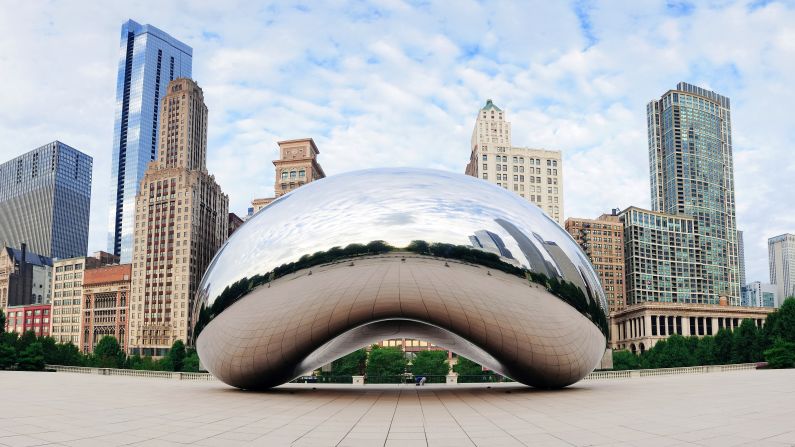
left=0, top=0, right=793, bottom=283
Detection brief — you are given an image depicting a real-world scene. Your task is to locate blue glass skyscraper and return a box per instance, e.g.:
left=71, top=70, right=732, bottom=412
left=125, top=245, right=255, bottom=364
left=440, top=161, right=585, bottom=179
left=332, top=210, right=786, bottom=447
left=0, top=141, right=93, bottom=259
left=108, top=19, right=192, bottom=262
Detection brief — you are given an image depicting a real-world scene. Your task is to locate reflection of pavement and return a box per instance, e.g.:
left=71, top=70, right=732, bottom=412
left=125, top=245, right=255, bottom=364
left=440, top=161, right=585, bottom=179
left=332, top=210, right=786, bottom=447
left=198, top=253, right=605, bottom=390
left=2, top=369, right=793, bottom=446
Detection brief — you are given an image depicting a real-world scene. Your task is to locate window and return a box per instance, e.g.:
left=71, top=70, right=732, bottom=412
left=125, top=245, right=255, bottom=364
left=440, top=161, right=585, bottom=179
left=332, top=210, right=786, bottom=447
left=482, top=173, right=487, bottom=180
left=481, top=154, right=487, bottom=161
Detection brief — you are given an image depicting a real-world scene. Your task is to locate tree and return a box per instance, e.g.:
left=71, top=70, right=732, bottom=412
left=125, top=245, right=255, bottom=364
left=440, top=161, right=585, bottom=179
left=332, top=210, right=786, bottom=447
left=17, top=341, right=45, bottom=371
left=182, top=349, right=200, bottom=372
left=453, top=356, right=485, bottom=376
left=411, top=350, right=449, bottom=377
left=714, top=328, right=733, bottom=364
left=366, top=346, right=406, bottom=378
left=611, top=350, right=640, bottom=370
left=768, top=298, right=795, bottom=344
left=0, top=309, right=5, bottom=334
left=167, top=340, right=186, bottom=372
left=332, top=349, right=367, bottom=376
left=732, top=319, right=762, bottom=363
left=694, top=336, right=718, bottom=365
left=53, top=343, right=85, bottom=366
left=0, top=336, right=14, bottom=369
left=764, top=339, right=795, bottom=369
left=92, top=336, right=125, bottom=368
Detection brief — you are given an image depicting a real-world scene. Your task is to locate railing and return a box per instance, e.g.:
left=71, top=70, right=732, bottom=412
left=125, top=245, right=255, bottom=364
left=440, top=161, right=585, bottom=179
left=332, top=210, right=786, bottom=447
left=46, top=365, right=216, bottom=381
left=46, top=362, right=760, bottom=383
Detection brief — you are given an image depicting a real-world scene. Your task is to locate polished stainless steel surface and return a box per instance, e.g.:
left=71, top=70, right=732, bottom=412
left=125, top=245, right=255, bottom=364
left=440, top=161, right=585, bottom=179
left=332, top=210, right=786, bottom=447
left=195, top=168, right=608, bottom=389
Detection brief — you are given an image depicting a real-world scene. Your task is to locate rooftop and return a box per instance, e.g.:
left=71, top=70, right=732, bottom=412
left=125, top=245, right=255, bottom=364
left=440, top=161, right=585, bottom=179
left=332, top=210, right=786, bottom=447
left=1, top=369, right=793, bottom=446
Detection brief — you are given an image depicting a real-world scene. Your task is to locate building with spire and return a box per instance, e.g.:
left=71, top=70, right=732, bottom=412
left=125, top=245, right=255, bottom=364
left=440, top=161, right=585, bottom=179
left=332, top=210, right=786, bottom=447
left=465, top=100, right=564, bottom=224
left=128, top=78, right=228, bottom=357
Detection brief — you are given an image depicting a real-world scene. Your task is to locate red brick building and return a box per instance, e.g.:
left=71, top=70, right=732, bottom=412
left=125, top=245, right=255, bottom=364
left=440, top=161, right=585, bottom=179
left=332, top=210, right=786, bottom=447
left=4, top=303, right=52, bottom=337
left=82, top=264, right=131, bottom=353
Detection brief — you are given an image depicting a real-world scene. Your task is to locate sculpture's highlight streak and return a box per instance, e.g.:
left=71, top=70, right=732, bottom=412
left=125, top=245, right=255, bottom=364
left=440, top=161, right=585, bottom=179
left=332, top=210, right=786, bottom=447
left=194, top=168, right=608, bottom=389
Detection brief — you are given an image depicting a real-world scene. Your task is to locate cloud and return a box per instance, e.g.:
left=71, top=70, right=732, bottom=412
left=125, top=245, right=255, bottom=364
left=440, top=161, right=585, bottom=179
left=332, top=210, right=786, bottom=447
left=0, top=0, right=792, bottom=285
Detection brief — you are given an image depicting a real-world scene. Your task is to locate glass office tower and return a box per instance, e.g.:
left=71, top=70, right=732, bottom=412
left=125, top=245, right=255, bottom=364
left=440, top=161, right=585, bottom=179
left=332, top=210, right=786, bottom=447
left=0, top=141, right=93, bottom=259
left=647, top=82, right=740, bottom=305
left=108, top=19, right=192, bottom=262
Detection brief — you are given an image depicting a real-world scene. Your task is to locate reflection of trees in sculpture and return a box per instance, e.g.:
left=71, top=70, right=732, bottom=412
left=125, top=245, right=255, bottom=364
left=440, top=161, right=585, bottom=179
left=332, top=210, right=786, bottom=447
left=196, top=239, right=608, bottom=339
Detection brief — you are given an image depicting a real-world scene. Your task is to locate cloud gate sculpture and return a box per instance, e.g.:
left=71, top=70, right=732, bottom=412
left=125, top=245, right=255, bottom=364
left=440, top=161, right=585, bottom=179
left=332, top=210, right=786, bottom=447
left=194, top=168, right=608, bottom=390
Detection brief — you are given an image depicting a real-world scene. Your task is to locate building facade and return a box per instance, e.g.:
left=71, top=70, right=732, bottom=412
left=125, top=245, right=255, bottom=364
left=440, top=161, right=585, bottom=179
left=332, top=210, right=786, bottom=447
left=249, top=138, right=327, bottom=215
left=108, top=19, right=193, bottom=263
left=465, top=100, right=564, bottom=224
left=647, top=83, right=740, bottom=304
left=228, top=213, right=244, bottom=236
left=565, top=211, right=626, bottom=314
left=737, top=230, right=746, bottom=288
left=82, top=264, right=132, bottom=353
left=50, top=257, right=101, bottom=344
left=619, top=207, right=706, bottom=305
left=0, top=245, right=52, bottom=311
left=128, top=78, right=228, bottom=357
left=612, top=301, right=774, bottom=352
left=768, top=233, right=795, bottom=305
left=742, top=281, right=777, bottom=308
left=4, top=303, right=51, bottom=337
left=0, top=141, right=92, bottom=259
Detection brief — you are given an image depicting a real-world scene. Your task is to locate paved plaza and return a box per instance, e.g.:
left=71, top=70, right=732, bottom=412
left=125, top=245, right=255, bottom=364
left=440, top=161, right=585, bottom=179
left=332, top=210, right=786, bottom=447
left=1, top=369, right=794, bottom=447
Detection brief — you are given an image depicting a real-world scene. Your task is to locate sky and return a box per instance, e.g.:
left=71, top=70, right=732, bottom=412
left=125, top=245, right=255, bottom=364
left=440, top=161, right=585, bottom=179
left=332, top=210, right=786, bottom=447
left=0, top=0, right=793, bottom=284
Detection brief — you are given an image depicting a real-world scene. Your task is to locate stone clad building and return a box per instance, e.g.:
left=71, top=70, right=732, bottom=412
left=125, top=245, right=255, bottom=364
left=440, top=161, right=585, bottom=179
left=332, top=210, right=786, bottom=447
left=249, top=139, right=326, bottom=216
left=465, top=100, right=564, bottom=224
left=51, top=257, right=100, bottom=344
left=82, top=264, right=132, bottom=353
left=128, top=78, right=228, bottom=357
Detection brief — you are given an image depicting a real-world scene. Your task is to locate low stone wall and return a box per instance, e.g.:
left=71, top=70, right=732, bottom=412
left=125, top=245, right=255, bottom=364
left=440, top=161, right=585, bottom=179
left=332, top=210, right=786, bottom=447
left=46, top=363, right=760, bottom=383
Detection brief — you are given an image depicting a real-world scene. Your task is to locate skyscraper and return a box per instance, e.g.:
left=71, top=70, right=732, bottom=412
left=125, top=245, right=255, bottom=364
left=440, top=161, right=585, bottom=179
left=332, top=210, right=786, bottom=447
left=108, top=19, right=192, bottom=263
left=737, top=230, right=746, bottom=287
left=465, top=100, right=564, bottom=224
left=128, top=79, right=228, bottom=356
left=768, top=233, right=795, bottom=305
left=0, top=141, right=92, bottom=259
left=647, top=83, right=740, bottom=304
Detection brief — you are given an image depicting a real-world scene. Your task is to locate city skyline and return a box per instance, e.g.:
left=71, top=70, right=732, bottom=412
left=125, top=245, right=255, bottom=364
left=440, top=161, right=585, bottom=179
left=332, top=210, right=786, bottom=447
left=0, top=1, right=794, bottom=284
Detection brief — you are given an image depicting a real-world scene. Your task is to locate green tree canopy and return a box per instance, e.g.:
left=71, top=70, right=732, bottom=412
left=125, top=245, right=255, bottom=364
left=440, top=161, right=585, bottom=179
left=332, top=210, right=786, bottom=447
left=92, top=336, right=125, bottom=368
left=611, top=350, right=640, bottom=370
left=0, top=309, right=5, bottom=334
left=411, top=350, right=449, bottom=376
left=17, top=341, right=44, bottom=371
left=0, top=336, right=15, bottom=369
left=713, top=328, right=733, bottom=364
left=332, top=349, right=367, bottom=376
left=366, top=346, right=406, bottom=378
left=453, top=356, right=485, bottom=376
left=167, top=340, right=186, bottom=372
left=764, top=339, right=795, bottom=368
left=731, top=319, right=762, bottom=363
left=182, top=349, right=200, bottom=372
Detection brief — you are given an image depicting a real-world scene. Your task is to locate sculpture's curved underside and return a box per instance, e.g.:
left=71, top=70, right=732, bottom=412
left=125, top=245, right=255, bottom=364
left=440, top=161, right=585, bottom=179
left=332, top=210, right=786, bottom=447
left=194, top=168, right=608, bottom=389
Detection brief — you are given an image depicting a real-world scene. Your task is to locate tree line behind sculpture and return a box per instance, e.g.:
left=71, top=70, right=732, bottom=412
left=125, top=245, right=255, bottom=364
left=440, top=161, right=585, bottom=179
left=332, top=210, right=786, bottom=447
left=612, top=297, right=795, bottom=370
left=197, top=239, right=607, bottom=338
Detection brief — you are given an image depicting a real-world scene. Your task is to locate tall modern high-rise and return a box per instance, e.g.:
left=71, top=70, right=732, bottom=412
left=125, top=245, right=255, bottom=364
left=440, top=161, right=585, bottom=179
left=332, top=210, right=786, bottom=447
left=737, top=230, right=746, bottom=287
left=108, top=19, right=192, bottom=263
left=128, top=79, right=228, bottom=356
left=768, top=233, right=795, bottom=305
left=647, top=82, right=740, bottom=304
left=465, top=100, right=564, bottom=224
left=0, top=141, right=93, bottom=259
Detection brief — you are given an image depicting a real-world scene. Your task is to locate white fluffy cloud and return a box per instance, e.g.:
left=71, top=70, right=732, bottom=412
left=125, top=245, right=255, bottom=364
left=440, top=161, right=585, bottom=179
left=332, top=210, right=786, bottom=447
left=0, top=0, right=792, bottom=283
